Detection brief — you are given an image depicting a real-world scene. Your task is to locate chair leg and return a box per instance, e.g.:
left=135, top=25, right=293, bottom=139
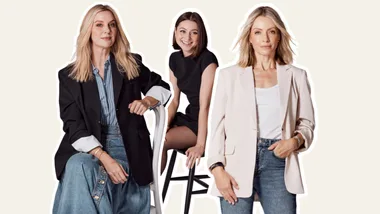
left=184, top=164, right=196, bottom=214
left=162, top=150, right=177, bottom=201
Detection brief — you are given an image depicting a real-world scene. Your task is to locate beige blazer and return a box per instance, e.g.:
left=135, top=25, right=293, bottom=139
left=206, top=63, right=315, bottom=197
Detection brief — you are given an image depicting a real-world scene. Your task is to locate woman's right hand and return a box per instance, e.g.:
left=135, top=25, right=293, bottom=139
left=212, top=167, right=239, bottom=205
left=99, top=152, right=128, bottom=184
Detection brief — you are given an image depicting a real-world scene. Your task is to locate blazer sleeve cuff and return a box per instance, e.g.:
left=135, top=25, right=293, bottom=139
left=71, top=135, right=103, bottom=152
left=294, top=129, right=312, bottom=152
left=146, top=86, right=171, bottom=106
left=207, top=155, right=226, bottom=169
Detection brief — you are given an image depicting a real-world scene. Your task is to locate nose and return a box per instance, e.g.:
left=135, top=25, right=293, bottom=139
left=263, top=32, right=269, bottom=42
left=104, top=25, right=111, bottom=34
left=185, top=32, right=191, bottom=41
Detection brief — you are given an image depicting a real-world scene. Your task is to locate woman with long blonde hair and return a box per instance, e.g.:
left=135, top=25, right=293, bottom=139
left=207, top=5, right=315, bottom=214
left=52, top=4, right=171, bottom=214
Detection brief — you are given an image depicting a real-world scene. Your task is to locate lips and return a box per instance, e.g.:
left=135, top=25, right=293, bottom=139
left=181, top=40, right=192, bottom=46
left=101, top=37, right=111, bottom=40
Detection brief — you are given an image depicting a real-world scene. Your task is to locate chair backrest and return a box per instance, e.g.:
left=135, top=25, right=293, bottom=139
left=150, top=105, right=166, bottom=214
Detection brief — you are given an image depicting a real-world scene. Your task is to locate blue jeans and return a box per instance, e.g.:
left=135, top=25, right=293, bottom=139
left=220, top=138, right=296, bottom=214
left=53, top=126, right=150, bottom=214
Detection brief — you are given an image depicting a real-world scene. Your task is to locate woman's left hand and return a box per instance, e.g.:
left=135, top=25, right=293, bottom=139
left=185, top=144, right=205, bottom=169
left=129, top=100, right=149, bottom=115
left=268, top=138, right=299, bottom=159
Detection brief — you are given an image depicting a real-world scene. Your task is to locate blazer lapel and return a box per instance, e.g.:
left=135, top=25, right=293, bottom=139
left=240, top=65, right=255, bottom=85
left=110, top=54, right=124, bottom=107
left=239, top=66, right=258, bottom=128
left=277, top=63, right=292, bottom=127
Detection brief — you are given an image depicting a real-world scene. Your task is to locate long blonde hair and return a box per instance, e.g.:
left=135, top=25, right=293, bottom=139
left=235, top=6, right=294, bottom=67
left=69, top=4, right=139, bottom=82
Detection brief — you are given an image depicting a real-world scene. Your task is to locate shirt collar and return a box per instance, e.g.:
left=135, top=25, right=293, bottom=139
left=92, top=54, right=111, bottom=74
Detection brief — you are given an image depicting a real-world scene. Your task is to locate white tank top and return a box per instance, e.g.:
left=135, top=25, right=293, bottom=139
left=255, top=85, right=282, bottom=139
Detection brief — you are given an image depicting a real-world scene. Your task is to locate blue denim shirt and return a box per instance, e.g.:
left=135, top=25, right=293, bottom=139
left=92, top=55, right=118, bottom=126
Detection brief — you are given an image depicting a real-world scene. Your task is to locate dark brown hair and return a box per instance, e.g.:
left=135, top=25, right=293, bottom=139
left=172, top=12, right=208, bottom=57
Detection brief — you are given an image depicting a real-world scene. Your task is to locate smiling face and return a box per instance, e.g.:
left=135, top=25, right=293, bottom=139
left=249, top=15, right=280, bottom=58
left=174, top=20, right=199, bottom=56
left=91, top=10, right=118, bottom=50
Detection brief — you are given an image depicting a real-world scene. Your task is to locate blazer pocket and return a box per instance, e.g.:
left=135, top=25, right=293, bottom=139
left=224, top=143, right=236, bottom=155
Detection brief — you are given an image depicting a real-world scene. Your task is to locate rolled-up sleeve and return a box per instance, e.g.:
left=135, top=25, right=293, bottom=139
left=72, top=136, right=102, bottom=152
left=146, top=86, right=171, bottom=107
left=206, top=69, right=227, bottom=168
left=294, top=70, right=315, bottom=152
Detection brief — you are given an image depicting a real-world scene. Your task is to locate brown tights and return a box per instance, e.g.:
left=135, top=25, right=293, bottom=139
left=160, top=126, right=197, bottom=174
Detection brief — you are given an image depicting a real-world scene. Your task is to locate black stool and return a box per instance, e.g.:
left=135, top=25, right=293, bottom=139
left=162, top=148, right=210, bottom=214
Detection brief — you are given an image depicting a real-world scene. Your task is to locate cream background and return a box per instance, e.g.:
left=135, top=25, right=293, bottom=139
left=1, top=0, right=379, bottom=213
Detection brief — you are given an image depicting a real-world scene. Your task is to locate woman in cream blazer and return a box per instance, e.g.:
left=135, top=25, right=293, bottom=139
left=206, top=6, right=315, bottom=214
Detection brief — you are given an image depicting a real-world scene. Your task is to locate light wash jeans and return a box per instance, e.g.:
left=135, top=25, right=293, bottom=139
left=53, top=126, right=150, bottom=214
left=220, top=138, right=297, bottom=214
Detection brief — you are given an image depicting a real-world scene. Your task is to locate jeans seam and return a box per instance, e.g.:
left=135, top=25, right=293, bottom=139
left=91, top=165, right=108, bottom=207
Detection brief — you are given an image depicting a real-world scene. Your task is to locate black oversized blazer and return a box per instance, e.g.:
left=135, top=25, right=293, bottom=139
left=54, top=53, right=170, bottom=186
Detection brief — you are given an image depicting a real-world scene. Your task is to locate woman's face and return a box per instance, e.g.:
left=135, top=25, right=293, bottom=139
left=249, top=16, right=280, bottom=57
left=91, top=11, right=118, bottom=50
left=175, top=20, right=199, bottom=56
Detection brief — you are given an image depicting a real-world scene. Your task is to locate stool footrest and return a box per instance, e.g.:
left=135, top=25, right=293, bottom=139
left=193, top=177, right=209, bottom=188
left=192, top=189, right=208, bottom=194
left=171, top=174, right=210, bottom=181
left=170, top=176, right=190, bottom=181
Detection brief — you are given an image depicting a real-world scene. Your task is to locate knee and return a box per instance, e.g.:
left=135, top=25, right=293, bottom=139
left=163, top=138, right=169, bottom=151
left=163, top=134, right=174, bottom=150
left=65, top=153, right=98, bottom=176
left=163, top=138, right=174, bottom=151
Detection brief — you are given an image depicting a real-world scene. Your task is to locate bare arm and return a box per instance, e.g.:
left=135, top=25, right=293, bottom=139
left=196, top=63, right=218, bottom=148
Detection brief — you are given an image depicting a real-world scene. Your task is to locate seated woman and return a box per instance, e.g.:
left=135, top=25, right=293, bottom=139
left=52, top=4, right=171, bottom=214
left=160, top=11, right=218, bottom=174
left=207, top=5, right=316, bottom=214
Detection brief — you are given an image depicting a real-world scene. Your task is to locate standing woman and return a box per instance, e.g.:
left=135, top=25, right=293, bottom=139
left=53, top=4, right=171, bottom=214
left=160, top=12, right=218, bottom=174
left=207, top=6, right=315, bottom=214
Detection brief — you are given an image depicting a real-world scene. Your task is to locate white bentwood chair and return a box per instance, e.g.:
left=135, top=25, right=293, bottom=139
left=150, top=105, right=166, bottom=214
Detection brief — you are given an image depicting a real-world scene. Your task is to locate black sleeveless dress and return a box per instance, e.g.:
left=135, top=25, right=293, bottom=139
left=169, top=48, right=219, bottom=135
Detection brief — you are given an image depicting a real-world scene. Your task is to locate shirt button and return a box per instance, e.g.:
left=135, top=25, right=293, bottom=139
left=98, top=121, right=100, bottom=124
left=93, top=195, right=100, bottom=200
left=99, top=180, right=105, bottom=184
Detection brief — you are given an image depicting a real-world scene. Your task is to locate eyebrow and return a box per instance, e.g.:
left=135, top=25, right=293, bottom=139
left=94, top=20, right=116, bottom=23
left=179, top=27, right=198, bottom=31
left=252, top=27, right=277, bottom=31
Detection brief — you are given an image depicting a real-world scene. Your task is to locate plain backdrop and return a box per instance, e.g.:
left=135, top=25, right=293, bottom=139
left=1, top=0, right=379, bottom=213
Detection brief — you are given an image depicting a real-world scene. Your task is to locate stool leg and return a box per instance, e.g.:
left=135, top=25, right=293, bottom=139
left=162, top=150, right=177, bottom=201
left=184, top=164, right=196, bottom=214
